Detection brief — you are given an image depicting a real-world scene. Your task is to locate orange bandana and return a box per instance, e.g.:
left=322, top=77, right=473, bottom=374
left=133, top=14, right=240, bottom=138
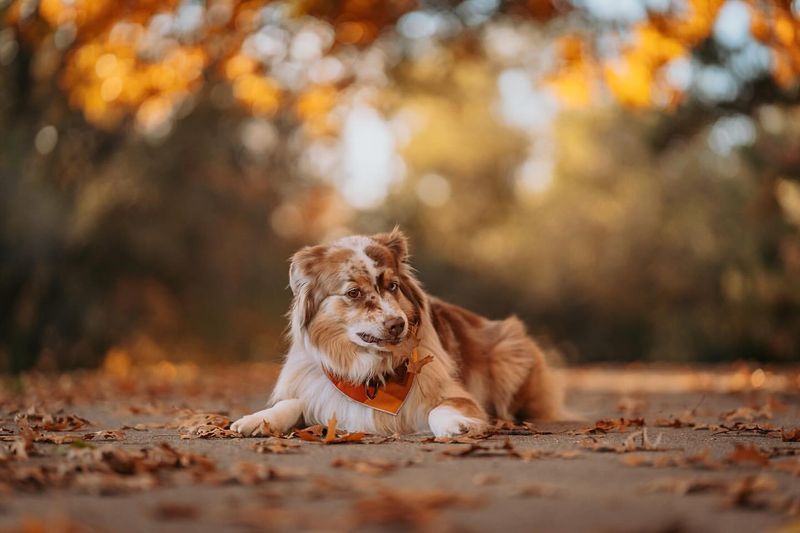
left=323, top=349, right=421, bottom=415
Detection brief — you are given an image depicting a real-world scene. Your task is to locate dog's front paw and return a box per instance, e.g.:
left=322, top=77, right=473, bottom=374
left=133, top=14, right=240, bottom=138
left=428, top=406, right=485, bottom=438
left=232, top=400, right=304, bottom=436
left=231, top=413, right=268, bottom=436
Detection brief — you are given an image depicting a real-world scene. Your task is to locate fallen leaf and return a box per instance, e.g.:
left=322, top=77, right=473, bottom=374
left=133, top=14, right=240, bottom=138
left=782, top=429, right=800, bottom=442
left=14, top=410, right=91, bottom=432
left=724, top=475, right=781, bottom=510
left=772, top=458, right=800, bottom=477
left=726, top=443, right=771, bottom=467
left=122, top=423, right=167, bottom=431
left=251, top=438, right=300, bottom=454
left=331, top=457, right=400, bottom=476
left=295, top=424, right=326, bottom=442
left=295, top=418, right=365, bottom=444
left=180, top=425, right=241, bottom=439
left=575, top=417, right=645, bottom=435
left=34, top=434, right=83, bottom=445
left=581, top=428, right=665, bottom=453
left=645, top=477, right=730, bottom=496
left=83, top=430, right=126, bottom=441
left=175, top=413, right=238, bottom=439
left=654, top=417, right=696, bottom=429
left=510, top=483, right=562, bottom=498
left=153, top=502, right=201, bottom=521
left=472, top=473, right=500, bottom=486
left=350, top=489, right=481, bottom=529
left=713, top=422, right=782, bottom=437
left=722, top=405, right=772, bottom=422
left=407, top=354, right=434, bottom=374
left=325, top=415, right=338, bottom=444
left=440, top=438, right=580, bottom=461
left=622, top=449, right=721, bottom=470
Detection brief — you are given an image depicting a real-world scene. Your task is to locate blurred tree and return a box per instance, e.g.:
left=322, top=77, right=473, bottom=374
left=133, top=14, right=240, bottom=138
left=1, top=0, right=800, bottom=370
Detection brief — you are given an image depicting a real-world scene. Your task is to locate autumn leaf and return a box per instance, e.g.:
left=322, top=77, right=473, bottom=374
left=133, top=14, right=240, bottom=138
left=324, top=415, right=338, bottom=444
left=510, top=483, right=562, bottom=498
left=407, top=353, right=434, bottom=375
left=726, top=443, right=771, bottom=467
left=294, top=418, right=365, bottom=444
left=351, top=489, right=482, bottom=529
left=83, top=430, right=126, bottom=441
left=153, top=502, right=201, bottom=521
left=252, top=438, right=300, bottom=454
left=622, top=449, right=721, bottom=470
left=14, top=411, right=92, bottom=432
left=722, top=406, right=772, bottom=422
left=782, top=429, right=800, bottom=442
left=581, top=428, right=665, bottom=454
left=331, top=456, right=403, bottom=476
left=654, top=416, right=696, bottom=428
left=472, top=473, right=500, bottom=486
left=576, top=417, right=645, bottom=435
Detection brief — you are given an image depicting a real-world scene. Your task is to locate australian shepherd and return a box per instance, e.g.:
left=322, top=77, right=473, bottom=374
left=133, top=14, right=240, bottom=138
left=232, top=229, right=563, bottom=438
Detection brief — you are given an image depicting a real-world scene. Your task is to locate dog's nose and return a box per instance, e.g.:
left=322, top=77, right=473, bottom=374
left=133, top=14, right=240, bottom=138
left=384, top=317, right=405, bottom=338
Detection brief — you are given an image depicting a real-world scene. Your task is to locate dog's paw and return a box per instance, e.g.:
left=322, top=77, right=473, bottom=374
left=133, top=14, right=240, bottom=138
left=231, top=410, right=274, bottom=436
left=232, top=400, right=304, bottom=436
left=428, top=406, right=485, bottom=438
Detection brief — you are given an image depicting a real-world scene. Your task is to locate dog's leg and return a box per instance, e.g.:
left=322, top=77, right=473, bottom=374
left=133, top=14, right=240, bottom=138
left=231, top=399, right=304, bottom=436
left=428, top=397, right=487, bottom=438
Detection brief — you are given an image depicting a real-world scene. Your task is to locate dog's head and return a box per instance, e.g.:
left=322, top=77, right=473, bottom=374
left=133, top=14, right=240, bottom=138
left=288, top=228, right=426, bottom=379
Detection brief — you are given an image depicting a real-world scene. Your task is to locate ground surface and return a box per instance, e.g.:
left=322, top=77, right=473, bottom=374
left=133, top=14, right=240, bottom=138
left=1, top=363, right=800, bottom=532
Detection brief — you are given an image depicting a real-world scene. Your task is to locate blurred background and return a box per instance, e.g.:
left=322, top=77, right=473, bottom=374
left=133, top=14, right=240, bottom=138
left=1, top=0, right=799, bottom=373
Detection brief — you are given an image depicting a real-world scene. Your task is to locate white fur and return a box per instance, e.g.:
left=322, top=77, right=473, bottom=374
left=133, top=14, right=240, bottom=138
left=230, top=399, right=304, bottom=436
left=233, top=235, right=483, bottom=438
left=428, top=405, right=485, bottom=438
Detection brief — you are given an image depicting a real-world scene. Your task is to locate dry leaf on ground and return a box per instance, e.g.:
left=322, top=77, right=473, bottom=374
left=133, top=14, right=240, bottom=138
left=510, top=483, right=562, bottom=498
left=440, top=438, right=580, bottom=461
left=83, top=430, right=126, bottom=441
left=782, top=429, right=800, bottom=442
left=152, top=502, right=201, bottom=521
left=252, top=438, right=300, bottom=454
left=643, top=475, right=766, bottom=496
left=721, top=405, right=772, bottom=422
left=350, top=489, right=481, bottom=530
left=331, top=456, right=403, bottom=476
left=175, top=413, right=240, bottom=439
left=575, top=417, right=645, bottom=435
left=14, top=410, right=91, bottom=432
left=295, top=417, right=365, bottom=444
left=622, top=449, right=721, bottom=470
left=472, top=473, right=500, bottom=486
left=581, top=428, right=665, bottom=454
left=726, top=443, right=771, bottom=467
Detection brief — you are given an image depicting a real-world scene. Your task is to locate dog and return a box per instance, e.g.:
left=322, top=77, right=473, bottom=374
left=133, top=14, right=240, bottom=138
left=231, top=229, right=563, bottom=438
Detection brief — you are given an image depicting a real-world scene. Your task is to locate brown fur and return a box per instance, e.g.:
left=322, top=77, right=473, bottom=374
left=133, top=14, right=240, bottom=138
left=366, top=230, right=562, bottom=423
left=287, top=228, right=562, bottom=433
left=429, top=298, right=561, bottom=421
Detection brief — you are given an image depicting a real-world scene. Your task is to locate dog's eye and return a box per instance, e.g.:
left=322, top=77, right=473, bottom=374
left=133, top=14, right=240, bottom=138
left=346, top=287, right=361, bottom=299
left=387, top=281, right=399, bottom=292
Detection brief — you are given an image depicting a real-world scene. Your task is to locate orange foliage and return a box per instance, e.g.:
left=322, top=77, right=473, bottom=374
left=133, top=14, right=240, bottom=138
left=6, top=0, right=415, bottom=130
left=547, top=0, right=800, bottom=109
left=542, top=36, right=597, bottom=108
left=9, top=0, right=800, bottom=122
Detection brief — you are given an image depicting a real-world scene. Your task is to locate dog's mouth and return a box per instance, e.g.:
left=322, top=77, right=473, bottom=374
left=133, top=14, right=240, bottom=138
left=357, top=332, right=403, bottom=346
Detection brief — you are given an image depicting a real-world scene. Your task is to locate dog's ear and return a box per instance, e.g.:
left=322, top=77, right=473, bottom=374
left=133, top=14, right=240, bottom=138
left=289, top=244, right=326, bottom=327
left=373, top=228, right=427, bottom=318
left=372, top=227, right=409, bottom=264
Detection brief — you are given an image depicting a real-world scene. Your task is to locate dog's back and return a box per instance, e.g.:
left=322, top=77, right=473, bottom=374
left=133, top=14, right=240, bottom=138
left=428, top=297, right=563, bottom=421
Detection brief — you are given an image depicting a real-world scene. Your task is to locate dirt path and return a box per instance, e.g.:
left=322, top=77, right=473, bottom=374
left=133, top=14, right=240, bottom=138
left=1, top=364, right=799, bottom=532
